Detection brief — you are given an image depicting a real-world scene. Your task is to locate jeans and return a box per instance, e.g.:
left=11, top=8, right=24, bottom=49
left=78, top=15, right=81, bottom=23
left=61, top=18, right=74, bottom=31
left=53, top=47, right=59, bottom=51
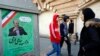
left=47, top=42, right=61, bottom=56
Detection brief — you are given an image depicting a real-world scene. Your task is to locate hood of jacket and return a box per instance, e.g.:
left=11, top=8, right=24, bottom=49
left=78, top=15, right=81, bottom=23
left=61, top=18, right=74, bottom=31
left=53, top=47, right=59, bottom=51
left=52, top=13, right=59, bottom=27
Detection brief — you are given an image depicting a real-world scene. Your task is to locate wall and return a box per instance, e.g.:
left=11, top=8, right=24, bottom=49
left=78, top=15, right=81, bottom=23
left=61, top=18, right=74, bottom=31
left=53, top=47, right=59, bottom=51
left=88, top=1, right=100, bottom=18
left=39, top=11, right=54, bottom=37
left=0, top=0, right=39, bottom=13
left=76, top=12, right=83, bottom=39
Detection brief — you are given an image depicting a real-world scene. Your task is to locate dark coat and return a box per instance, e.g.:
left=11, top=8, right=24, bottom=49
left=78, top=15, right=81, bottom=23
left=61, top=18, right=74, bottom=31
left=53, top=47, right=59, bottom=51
left=8, top=26, right=27, bottom=36
left=68, top=22, right=74, bottom=34
left=60, top=23, right=68, bottom=37
left=78, top=26, right=100, bottom=56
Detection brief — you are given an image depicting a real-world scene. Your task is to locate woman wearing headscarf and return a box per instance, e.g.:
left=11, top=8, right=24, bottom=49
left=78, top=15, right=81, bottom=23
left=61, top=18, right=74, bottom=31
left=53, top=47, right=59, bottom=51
left=78, top=8, right=100, bottom=56
left=47, top=14, right=61, bottom=56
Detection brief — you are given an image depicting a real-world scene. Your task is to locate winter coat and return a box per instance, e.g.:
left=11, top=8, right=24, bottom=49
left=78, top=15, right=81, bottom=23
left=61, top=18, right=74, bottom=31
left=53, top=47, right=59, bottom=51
left=78, top=19, right=100, bottom=56
left=68, top=22, right=74, bottom=34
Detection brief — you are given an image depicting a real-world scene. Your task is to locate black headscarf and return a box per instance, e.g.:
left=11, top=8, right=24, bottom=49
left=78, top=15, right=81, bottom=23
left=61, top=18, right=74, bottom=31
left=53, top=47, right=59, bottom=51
left=82, top=8, right=95, bottom=22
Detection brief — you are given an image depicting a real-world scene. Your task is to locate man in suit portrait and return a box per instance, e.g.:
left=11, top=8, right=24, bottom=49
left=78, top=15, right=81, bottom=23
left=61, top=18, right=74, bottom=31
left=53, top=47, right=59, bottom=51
left=8, top=20, right=27, bottom=36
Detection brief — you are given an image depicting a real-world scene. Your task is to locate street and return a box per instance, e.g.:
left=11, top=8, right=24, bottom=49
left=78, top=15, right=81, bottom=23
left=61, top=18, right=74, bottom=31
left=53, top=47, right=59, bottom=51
left=40, top=38, right=79, bottom=56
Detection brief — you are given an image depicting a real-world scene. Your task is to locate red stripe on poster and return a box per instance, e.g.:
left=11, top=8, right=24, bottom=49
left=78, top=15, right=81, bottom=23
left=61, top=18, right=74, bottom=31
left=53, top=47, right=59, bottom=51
left=2, top=12, right=16, bottom=28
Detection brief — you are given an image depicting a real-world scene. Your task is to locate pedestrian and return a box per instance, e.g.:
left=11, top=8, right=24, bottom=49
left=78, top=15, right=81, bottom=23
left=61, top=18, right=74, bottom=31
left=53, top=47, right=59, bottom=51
left=68, top=20, right=74, bottom=44
left=60, top=14, right=72, bottom=56
left=78, top=8, right=100, bottom=56
left=47, top=13, right=61, bottom=56
left=68, top=20, right=74, bottom=36
left=74, top=32, right=79, bottom=45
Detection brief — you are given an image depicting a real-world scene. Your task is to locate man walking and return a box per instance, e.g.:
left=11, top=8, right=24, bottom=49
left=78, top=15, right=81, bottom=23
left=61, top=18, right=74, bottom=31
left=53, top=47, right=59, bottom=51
left=60, top=14, right=72, bottom=56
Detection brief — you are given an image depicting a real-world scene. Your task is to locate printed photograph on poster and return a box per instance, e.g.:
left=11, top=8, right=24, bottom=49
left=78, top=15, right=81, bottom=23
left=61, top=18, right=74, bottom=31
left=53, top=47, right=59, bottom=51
left=8, top=20, right=27, bottom=36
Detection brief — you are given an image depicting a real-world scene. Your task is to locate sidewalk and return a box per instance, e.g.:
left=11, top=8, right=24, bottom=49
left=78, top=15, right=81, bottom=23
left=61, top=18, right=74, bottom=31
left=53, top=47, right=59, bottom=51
left=40, top=38, right=79, bottom=56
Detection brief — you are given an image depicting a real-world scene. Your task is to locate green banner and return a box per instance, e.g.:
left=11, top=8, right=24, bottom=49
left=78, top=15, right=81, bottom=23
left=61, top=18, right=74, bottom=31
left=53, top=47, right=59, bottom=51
left=1, top=9, right=34, bottom=56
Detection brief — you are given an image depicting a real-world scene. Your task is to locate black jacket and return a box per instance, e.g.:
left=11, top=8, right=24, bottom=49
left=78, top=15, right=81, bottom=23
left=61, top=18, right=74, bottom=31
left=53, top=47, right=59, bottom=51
left=78, top=26, right=100, bottom=56
left=60, top=23, right=68, bottom=37
left=68, top=22, right=74, bottom=34
left=8, top=26, right=27, bottom=36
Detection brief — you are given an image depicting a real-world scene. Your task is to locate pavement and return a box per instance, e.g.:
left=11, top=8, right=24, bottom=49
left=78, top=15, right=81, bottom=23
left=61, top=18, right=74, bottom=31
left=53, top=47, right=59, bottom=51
left=40, top=37, right=79, bottom=56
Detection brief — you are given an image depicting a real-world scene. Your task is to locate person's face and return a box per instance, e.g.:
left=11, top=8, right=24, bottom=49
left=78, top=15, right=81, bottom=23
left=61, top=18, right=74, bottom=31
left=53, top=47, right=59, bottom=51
left=57, top=16, right=62, bottom=26
left=64, top=18, right=69, bottom=22
left=56, top=16, right=59, bottom=21
left=66, top=19, right=69, bottom=22
left=14, top=20, right=19, bottom=27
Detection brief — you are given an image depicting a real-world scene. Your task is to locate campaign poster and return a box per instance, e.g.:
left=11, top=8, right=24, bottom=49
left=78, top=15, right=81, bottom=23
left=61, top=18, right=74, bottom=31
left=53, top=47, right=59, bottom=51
left=1, top=9, right=34, bottom=56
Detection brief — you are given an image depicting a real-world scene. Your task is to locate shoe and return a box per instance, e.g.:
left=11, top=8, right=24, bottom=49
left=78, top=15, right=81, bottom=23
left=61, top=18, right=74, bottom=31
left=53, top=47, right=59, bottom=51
left=60, top=53, right=62, bottom=56
left=46, top=54, right=49, bottom=56
left=68, top=54, right=73, bottom=56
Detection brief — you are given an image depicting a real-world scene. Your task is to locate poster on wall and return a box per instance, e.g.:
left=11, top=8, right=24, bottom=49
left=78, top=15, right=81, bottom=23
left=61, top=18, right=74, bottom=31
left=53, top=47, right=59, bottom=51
left=1, top=9, right=34, bottom=56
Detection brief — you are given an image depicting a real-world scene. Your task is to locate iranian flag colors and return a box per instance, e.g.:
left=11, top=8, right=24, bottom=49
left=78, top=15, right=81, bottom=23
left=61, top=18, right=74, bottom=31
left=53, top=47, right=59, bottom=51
left=2, top=11, right=16, bottom=27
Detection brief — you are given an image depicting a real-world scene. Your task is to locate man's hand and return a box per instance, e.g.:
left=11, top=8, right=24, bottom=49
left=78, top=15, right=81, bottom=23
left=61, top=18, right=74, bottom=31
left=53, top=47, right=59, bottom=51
left=64, top=37, right=67, bottom=40
left=82, top=47, right=85, bottom=52
left=13, top=27, right=18, bottom=32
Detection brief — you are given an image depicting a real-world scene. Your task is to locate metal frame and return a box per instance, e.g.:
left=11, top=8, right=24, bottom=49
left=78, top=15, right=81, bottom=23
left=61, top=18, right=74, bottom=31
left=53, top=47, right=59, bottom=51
left=33, top=14, right=40, bottom=56
left=0, top=9, right=3, bottom=56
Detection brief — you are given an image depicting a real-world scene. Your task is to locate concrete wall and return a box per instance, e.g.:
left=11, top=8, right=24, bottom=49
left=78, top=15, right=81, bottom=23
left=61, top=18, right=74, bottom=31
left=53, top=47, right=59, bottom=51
left=0, top=0, right=39, bottom=13
left=39, top=11, right=54, bottom=37
left=89, top=1, right=100, bottom=18
left=76, top=1, right=100, bottom=39
left=76, top=12, right=83, bottom=39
